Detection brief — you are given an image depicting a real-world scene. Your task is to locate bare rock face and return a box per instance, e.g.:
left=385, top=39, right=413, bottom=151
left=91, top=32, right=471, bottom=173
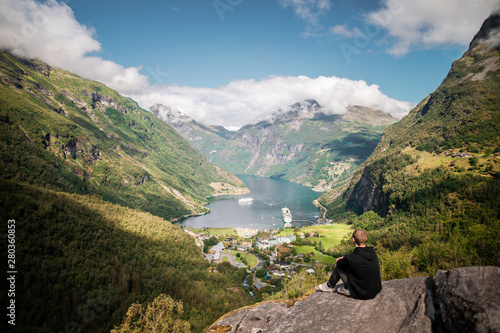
left=433, top=266, right=500, bottom=332
left=210, top=300, right=296, bottom=333
left=345, top=167, right=389, bottom=216
left=208, top=267, right=500, bottom=333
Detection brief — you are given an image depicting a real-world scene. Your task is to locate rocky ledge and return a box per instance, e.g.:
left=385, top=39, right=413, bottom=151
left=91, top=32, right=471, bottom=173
left=208, top=266, right=500, bottom=333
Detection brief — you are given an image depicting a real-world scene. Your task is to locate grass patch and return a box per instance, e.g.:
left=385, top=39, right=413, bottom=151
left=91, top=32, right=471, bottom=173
left=403, top=147, right=500, bottom=175
left=294, top=245, right=317, bottom=255
left=311, top=253, right=337, bottom=264
left=242, top=252, right=259, bottom=268
left=295, top=245, right=337, bottom=264
left=230, top=250, right=258, bottom=268
left=278, top=224, right=352, bottom=250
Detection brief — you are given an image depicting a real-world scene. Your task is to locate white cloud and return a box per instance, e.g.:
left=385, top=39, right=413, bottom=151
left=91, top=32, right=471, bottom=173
left=0, top=0, right=149, bottom=94
left=482, top=5, right=500, bottom=48
left=366, top=0, right=499, bottom=56
left=329, top=24, right=360, bottom=38
left=485, top=27, right=500, bottom=48
left=278, top=0, right=332, bottom=28
left=130, top=75, right=413, bottom=129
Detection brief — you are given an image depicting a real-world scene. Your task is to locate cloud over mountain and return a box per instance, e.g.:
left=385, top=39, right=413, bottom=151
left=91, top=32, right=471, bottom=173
left=366, top=0, right=499, bottom=56
left=130, top=76, right=413, bottom=129
left=0, top=0, right=148, bottom=94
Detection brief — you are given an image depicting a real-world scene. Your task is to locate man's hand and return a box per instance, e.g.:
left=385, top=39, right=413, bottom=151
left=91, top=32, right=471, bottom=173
left=336, top=256, right=344, bottom=263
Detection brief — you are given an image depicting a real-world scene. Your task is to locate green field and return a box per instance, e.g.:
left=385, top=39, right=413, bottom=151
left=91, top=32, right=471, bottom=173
left=295, top=245, right=337, bottom=264
left=402, top=147, right=500, bottom=175
left=228, top=250, right=259, bottom=268
left=278, top=224, right=352, bottom=250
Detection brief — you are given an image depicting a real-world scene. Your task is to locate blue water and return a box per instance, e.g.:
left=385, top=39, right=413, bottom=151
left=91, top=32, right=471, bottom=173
left=178, top=174, right=322, bottom=230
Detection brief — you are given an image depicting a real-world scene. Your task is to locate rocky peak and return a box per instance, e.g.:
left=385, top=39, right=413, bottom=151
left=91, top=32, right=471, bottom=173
left=20, top=57, right=51, bottom=76
left=271, top=99, right=322, bottom=122
left=290, top=99, right=321, bottom=112
left=150, top=103, right=192, bottom=124
left=271, top=101, right=395, bottom=125
left=469, top=9, right=500, bottom=51
left=208, top=266, right=500, bottom=333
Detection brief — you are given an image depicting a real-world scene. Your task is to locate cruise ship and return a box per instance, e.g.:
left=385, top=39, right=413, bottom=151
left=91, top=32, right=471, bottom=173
left=238, top=197, right=254, bottom=204
left=281, top=207, right=292, bottom=222
left=281, top=207, right=292, bottom=228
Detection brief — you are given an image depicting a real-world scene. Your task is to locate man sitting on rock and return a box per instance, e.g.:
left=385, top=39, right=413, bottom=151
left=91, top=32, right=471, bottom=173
left=316, top=229, right=382, bottom=300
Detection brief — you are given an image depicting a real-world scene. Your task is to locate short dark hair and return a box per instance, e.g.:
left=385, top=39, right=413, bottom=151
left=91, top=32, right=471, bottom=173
left=353, top=229, right=367, bottom=245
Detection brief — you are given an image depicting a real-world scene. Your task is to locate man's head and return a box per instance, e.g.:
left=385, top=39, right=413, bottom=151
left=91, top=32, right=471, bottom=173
left=352, top=229, right=367, bottom=246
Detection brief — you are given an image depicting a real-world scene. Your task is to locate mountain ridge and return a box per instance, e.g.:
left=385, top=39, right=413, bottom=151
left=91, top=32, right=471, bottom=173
left=157, top=100, right=396, bottom=192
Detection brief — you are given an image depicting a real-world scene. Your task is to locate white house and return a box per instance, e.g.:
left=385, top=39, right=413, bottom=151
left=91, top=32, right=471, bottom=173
left=209, top=242, right=225, bottom=262
left=276, top=234, right=296, bottom=244
left=256, top=238, right=278, bottom=250
left=256, top=235, right=296, bottom=250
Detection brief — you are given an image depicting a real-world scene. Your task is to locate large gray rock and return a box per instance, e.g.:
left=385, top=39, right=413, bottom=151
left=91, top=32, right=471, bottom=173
left=434, top=266, right=500, bottom=332
left=207, top=266, right=500, bottom=333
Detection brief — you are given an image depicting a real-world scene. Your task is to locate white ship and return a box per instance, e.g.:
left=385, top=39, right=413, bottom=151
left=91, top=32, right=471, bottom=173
left=281, top=207, right=292, bottom=224
left=238, top=197, right=254, bottom=204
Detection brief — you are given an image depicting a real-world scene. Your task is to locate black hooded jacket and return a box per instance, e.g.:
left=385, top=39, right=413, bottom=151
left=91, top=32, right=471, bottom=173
left=337, top=246, right=382, bottom=300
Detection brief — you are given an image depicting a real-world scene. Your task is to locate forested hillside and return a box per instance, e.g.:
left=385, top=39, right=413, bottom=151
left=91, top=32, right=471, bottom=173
left=0, top=52, right=250, bottom=332
left=0, top=179, right=249, bottom=332
left=320, top=12, right=500, bottom=279
left=0, top=51, right=246, bottom=220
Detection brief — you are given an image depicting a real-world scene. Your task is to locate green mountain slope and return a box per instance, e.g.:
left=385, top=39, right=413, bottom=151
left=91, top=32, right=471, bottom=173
left=0, top=52, right=246, bottom=220
left=320, top=12, right=500, bottom=278
left=155, top=101, right=396, bottom=192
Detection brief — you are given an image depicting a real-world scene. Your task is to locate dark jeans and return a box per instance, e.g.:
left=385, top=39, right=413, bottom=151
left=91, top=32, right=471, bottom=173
left=327, top=265, right=349, bottom=289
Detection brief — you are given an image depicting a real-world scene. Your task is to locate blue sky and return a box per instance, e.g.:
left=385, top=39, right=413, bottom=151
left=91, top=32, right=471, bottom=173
left=1, top=0, right=498, bottom=128
left=67, top=0, right=460, bottom=101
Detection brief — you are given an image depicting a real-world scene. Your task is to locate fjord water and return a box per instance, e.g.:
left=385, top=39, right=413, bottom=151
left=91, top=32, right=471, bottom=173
left=178, top=174, right=322, bottom=230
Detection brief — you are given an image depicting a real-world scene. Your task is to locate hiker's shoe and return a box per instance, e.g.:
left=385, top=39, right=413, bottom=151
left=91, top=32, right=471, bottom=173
left=316, top=282, right=335, bottom=292
left=335, top=284, right=351, bottom=297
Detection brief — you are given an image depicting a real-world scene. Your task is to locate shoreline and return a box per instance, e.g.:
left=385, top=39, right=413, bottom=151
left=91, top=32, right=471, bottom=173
left=209, top=182, right=250, bottom=197
left=171, top=185, right=250, bottom=224
left=312, top=199, right=327, bottom=221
